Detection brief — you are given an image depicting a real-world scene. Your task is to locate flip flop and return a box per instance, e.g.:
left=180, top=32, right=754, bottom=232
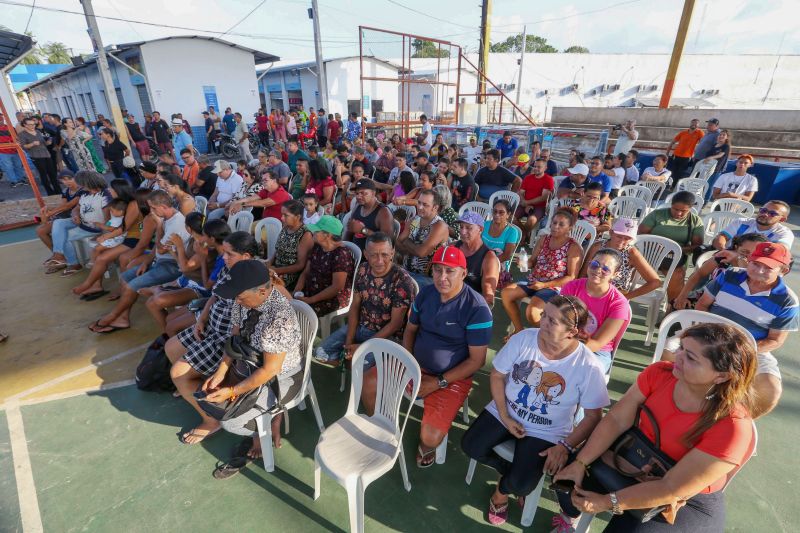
left=80, top=290, right=109, bottom=301
left=94, top=324, right=130, bottom=334
left=180, top=426, right=221, bottom=445
left=487, top=498, right=509, bottom=526
left=416, top=445, right=436, bottom=468
left=45, top=263, right=67, bottom=274
left=60, top=266, right=83, bottom=277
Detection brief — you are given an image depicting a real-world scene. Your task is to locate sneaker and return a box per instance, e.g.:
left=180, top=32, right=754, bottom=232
left=313, top=347, right=340, bottom=364
left=550, top=513, right=577, bottom=533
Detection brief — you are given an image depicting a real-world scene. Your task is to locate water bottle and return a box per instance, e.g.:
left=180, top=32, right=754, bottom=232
left=518, top=249, right=529, bottom=273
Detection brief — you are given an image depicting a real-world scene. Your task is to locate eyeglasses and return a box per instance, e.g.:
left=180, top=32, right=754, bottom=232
left=588, top=260, right=613, bottom=275
left=759, top=207, right=781, bottom=217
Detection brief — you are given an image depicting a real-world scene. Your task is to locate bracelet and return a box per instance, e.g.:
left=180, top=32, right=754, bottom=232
left=228, top=387, right=237, bottom=401
left=558, top=439, right=575, bottom=454
left=574, top=457, right=591, bottom=476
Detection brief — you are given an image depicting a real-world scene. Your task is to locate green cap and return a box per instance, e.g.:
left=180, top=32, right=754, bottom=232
left=306, top=215, right=343, bottom=236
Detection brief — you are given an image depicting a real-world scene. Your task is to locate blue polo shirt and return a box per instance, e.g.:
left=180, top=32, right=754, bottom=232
left=173, top=130, right=193, bottom=167
left=704, top=268, right=798, bottom=342
left=587, top=172, right=612, bottom=194
left=495, top=137, right=518, bottom=159
left=222, top=113, right=236, bottom=134
left=409, top=284, right=493, bottom=374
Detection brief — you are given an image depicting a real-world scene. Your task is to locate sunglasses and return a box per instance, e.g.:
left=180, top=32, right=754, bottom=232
left=588, top=260, right=613, bottom=275
left=759, top=208, right=781, bottom=217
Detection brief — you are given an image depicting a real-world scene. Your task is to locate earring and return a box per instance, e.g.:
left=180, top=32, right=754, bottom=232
left=704, top=384, right=716, bottom=401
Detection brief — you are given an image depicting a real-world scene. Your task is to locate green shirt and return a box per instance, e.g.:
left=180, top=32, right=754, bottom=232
left=640, top=207, right=703, bottom=246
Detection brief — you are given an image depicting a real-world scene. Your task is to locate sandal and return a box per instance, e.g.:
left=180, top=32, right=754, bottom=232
left=45, top=263, right=67, bottom=274
left=212, top=456, right=251, bottom=480
left=416, top=445, right=436, bottom=468
left=80, top=290, right=109, bottom=301
left=180, top=426, right=221, bottom=445
left=61, top=266, right=83, bottom=277
left=487, top=497, right=509, bottom=526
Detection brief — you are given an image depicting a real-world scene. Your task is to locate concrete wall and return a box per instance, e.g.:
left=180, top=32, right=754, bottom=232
left=140, top=38, right=260, bottom=128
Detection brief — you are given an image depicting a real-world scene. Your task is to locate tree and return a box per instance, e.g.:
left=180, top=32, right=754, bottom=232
left=411, top=39, right=450, bottom=58
left=41, top=42, right=71, bottom=64
left=563, top=45, right=590, bottom=53
left=490, top=34, right=557, bottom=53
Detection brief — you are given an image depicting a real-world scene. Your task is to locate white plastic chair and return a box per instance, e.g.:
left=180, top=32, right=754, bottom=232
left=314, top=339, right=421, bottom=533
left=706, top=198, right=755, bottom=217
left=340, top=212, right=351, bottom=237
left=631, top=235, right=683, bottom=346
left=635, top=180, right=666, bottom=206
left=619, top=184, right=653, bottom=206
left=652, top=309, right=757, bottom=364
left=458, top=201, right=491, bottom=220
left=256, top=300, right=325, bottom=472
left=318, top=241, right=361, bottom=338
left=701, top=211, right=740, bottom=246
left=253, top=217, right=282, bottom=262
left=676, top=177, right=708, bottom=198
left=662, top=191, right=703, bottom=214
left=544, top=197, right=573, bottom=226
left=194, top=195, right=208, bottom=216
left=608, top=196, right=648, bottom=223
left=535, top=220, right=596, bottom=264
left=489, top=190, right=521, bottom=217
left=465, top=440, right=545, bottom=527
left=392, top=204, right=417, bottom=220
left=228, top=210, right=254, bottom=233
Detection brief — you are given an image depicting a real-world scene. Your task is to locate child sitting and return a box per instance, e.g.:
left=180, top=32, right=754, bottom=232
left=89, top=198, right=127, bottom=259
left=302, top=192, right=322, bottom=225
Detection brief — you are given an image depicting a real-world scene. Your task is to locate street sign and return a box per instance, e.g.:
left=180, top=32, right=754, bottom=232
left=203, top=86, right=219, bottom=111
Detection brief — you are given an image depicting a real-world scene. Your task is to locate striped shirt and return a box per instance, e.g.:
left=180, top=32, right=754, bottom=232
left=704, top=268, right=799, bottom=342
left=720, top=218, right=794, bottom=248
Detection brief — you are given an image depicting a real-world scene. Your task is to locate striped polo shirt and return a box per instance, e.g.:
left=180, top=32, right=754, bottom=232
left=704, top=268, right=799, bottom=342
left=409, top=283, right=493, bottom=374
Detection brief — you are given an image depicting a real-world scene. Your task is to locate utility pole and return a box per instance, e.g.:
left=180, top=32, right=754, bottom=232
left=477, top=0, right=492, bottom=103
left=309, top=0, right=328, bottom=111
left=515, top=25, right=526, bottom=104
left=80, top=0, right=130, bottom=146
left=659, top=0, right=696, bottom=109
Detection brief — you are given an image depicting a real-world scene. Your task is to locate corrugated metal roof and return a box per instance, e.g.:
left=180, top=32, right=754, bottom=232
left=0, top=29, right=34, bottom=71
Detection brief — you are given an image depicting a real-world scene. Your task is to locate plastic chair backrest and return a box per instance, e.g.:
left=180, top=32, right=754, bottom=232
left=342, top=241, right=362, bottom=301
left=194, top=196, right=208, bottom=215
left=472, top=183, right=479, bottom=202
left=652, top=309, right=757, bottom=364
left=397, top=205, right=417, bottom=220
left=392, top=219, right=401, bottom=239
left=632, top=235, right=683, bottom=290
left=619, top=184, right=653, bottom=206
left=636, top=180, right=666, bottom=205
left=722, top=420, right=758, bottom=491
left=458, top=201, right=491, bottom=220
left=286, top=299, right=319, bottom=409
left=571, top=220, right=597, bottom=259
left=545, top=197, right=573, bottom=225
left=348, top=339, right=421, bottom=441
left=252, top=217, right=282, bottom=261
left=228, top=210, right=254, bottom=233
left=707, top=198, right=755, bottom=217
left=608, top=196, right=648, bottom=222
left=676, top=177, right=708, bottom=196
left=701, top=211, right=740, bottom=245
left=340, top=213, right=351, bottom=237
left=489, top=190, right=521, bottom=217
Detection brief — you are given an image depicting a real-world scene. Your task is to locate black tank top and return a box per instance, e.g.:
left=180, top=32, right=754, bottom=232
left=352, top=202, right=386, bottom=250
left=455, top=241, right=490, bottom=293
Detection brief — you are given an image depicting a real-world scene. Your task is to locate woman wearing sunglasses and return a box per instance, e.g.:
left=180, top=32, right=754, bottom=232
left=560, top=248, right=632, bottom=373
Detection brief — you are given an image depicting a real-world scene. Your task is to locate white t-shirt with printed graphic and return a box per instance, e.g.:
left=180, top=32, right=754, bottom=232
left=486, top=329, right=610, bottom=443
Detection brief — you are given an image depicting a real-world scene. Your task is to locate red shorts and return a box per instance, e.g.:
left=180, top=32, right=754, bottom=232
left=420, top=377, right=472, bottom=434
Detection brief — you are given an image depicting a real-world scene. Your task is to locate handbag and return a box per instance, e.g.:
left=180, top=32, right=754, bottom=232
left=589, top=404, right=677, bottom=523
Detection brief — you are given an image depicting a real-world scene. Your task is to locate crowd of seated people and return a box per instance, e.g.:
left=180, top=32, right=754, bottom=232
left=34, top=128, right=798, bottom=531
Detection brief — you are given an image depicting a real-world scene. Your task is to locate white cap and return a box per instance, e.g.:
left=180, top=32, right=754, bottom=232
left=211, top=160, right=232, bottom=174
left=567, top=163, right=589, bottom=175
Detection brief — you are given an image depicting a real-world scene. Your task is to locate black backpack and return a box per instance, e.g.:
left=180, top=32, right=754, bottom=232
left=135, top=335, right=176, bottom=392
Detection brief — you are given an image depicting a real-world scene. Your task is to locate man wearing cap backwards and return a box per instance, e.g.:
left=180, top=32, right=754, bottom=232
left=137, top=160, right=160, bottom=190
left=495, top=131, right=518, bottom=160
left=199, top=259, right=303, bottom=468
left=689, top=242, right=797, bottom=418
left=362, top=244, right=492, bottom=468
left=454, top=211, right=500, bottom=307
left=171, top=119, right=194, bottom=169
left=711, top=154, right=758, bottom=202
left=344, top=178, right=394, bottom=251
left=397, top=188, right=450, bottom=288
left=314, top=231, right=416, bottom=364
left=206, top=160, right=244, bottom=220
left=557, top=162, right=591, bottom=200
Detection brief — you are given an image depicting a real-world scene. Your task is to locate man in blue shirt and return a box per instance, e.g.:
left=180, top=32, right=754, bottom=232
left=474, top=149, right=521, bottom=200
left=696, top=242, right=797, bottom=417
left=586, top=156, right=612, bottom=202
left=361, top=245, right=492, bottom=468
left=222, top=107, right=236, bottom=135
left=171, top=119, right=194, bottom=168
left=495, top=130, right=518, bottom=160
left=541, top=148, right=559, bottom=176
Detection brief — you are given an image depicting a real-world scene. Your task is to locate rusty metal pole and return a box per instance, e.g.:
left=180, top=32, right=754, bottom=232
left=477, top=0, right=492, bottom=104
left=659, top=0, right=696, bottom=109
left=455, top=50, right=462, bottom=123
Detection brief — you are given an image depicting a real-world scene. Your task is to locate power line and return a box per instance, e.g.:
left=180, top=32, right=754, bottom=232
left=491, top=0, right=644, bottom=30
left=219, top=0, right=268, bottom=37
left=23, top=0, right=35, bottom=33
left=384, top=0, right=476, bottom=29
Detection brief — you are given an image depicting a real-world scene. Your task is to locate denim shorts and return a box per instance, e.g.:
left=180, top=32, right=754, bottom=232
left=121, top=259, right=181, bottom=292
left=519, top=283, right=559, bottom=302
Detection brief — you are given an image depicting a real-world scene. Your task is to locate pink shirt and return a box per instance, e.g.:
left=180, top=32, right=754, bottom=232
left=560, top=278, right=631, bottom=353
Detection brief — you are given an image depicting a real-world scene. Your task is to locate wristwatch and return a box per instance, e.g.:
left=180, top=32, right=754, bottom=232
left=436, top=374, right=448, bottom=389
left=609, top=492, right=623, bottom=515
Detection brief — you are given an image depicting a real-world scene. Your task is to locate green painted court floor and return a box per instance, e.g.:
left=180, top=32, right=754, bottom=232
left=1, top=219, right=799, bottom=532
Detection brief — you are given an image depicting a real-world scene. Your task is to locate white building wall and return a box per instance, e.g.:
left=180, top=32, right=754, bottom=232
left=140, top=38, right=261, bottom=127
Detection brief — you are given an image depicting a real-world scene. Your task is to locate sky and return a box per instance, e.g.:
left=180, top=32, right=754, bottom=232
left=1, top=0, right=798, bottom=64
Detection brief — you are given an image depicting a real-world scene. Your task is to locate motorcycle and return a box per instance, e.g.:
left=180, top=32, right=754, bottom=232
left=218, top=133, right=240, bottom=159
left=248, top=123, right=262, bottom=155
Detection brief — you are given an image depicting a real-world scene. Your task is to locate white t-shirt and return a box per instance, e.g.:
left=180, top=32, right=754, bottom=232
left=421, top=122, right=433, bottom=150
left=610, top=168, right=626, bottom=189
left=721, top=217, right=794, bottom=248
left=464, top=146, right=482, bottom=165
left=486, top=329, right=610, bottom=442
left=642, top=167, right=672, bottom=183
left=157, top=211, right=191, bottom=260
left=713, top=172, right=758, bottom=195
left=78, top=190, right=112, bottom=230
left=615, top=130, right=639, bottom=154
left=216, top=172, right=245, bottom=204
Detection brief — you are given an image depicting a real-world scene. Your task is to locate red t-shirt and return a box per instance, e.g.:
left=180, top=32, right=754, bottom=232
left=257, top=187, right=291, bottom=220
left=0, top=125, right=17, bottom=154
left=256, top=115, right=269, bottom=133
left=328, top=120, right=341, bottom=142
left=636, top=362, right=754, bottom=493
left=520, top=173, right=555, bottom=206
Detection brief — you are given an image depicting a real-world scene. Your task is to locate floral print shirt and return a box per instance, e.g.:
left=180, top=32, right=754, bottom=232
left=355, top=263, right=417, bottom=340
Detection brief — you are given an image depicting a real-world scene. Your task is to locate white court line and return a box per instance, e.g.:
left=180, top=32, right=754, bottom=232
left=0, top=238, right=38, bottom=248
left=4, top=342, right=149, bottom=406
left=7, top=405, right=44, bottom=533
left=7, top=379, right=136, bottom=408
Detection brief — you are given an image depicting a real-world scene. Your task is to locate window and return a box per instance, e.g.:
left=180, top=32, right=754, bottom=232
left=86, top=92, right=97, bottom=119
left=372, top=100, right=383, bottom=116
left=136, top=85, right=152, bottom=115
left=115, top=88, right=126, bottom=111
left=78, top=93, right=89, bottom=118
left=347, top=99, right=360, bottom=116
left=67, top=96, right=78, bottom=118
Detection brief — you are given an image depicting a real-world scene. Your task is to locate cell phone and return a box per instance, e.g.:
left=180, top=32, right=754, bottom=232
left=549, top=479, right=576, bottom=493
left=193, top=390, right=208, bottom=400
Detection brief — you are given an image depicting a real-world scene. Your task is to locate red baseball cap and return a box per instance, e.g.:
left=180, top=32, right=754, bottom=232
left=749, top=242, right=792, bottom=268
left=431, top=245, right=467, bottom=269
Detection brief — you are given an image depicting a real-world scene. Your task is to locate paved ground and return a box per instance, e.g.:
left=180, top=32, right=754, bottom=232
left=0, top=211, right=798, bottom=532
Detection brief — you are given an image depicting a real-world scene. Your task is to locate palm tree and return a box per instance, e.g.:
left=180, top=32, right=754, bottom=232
left=41, top=42, right=71, bottom=64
